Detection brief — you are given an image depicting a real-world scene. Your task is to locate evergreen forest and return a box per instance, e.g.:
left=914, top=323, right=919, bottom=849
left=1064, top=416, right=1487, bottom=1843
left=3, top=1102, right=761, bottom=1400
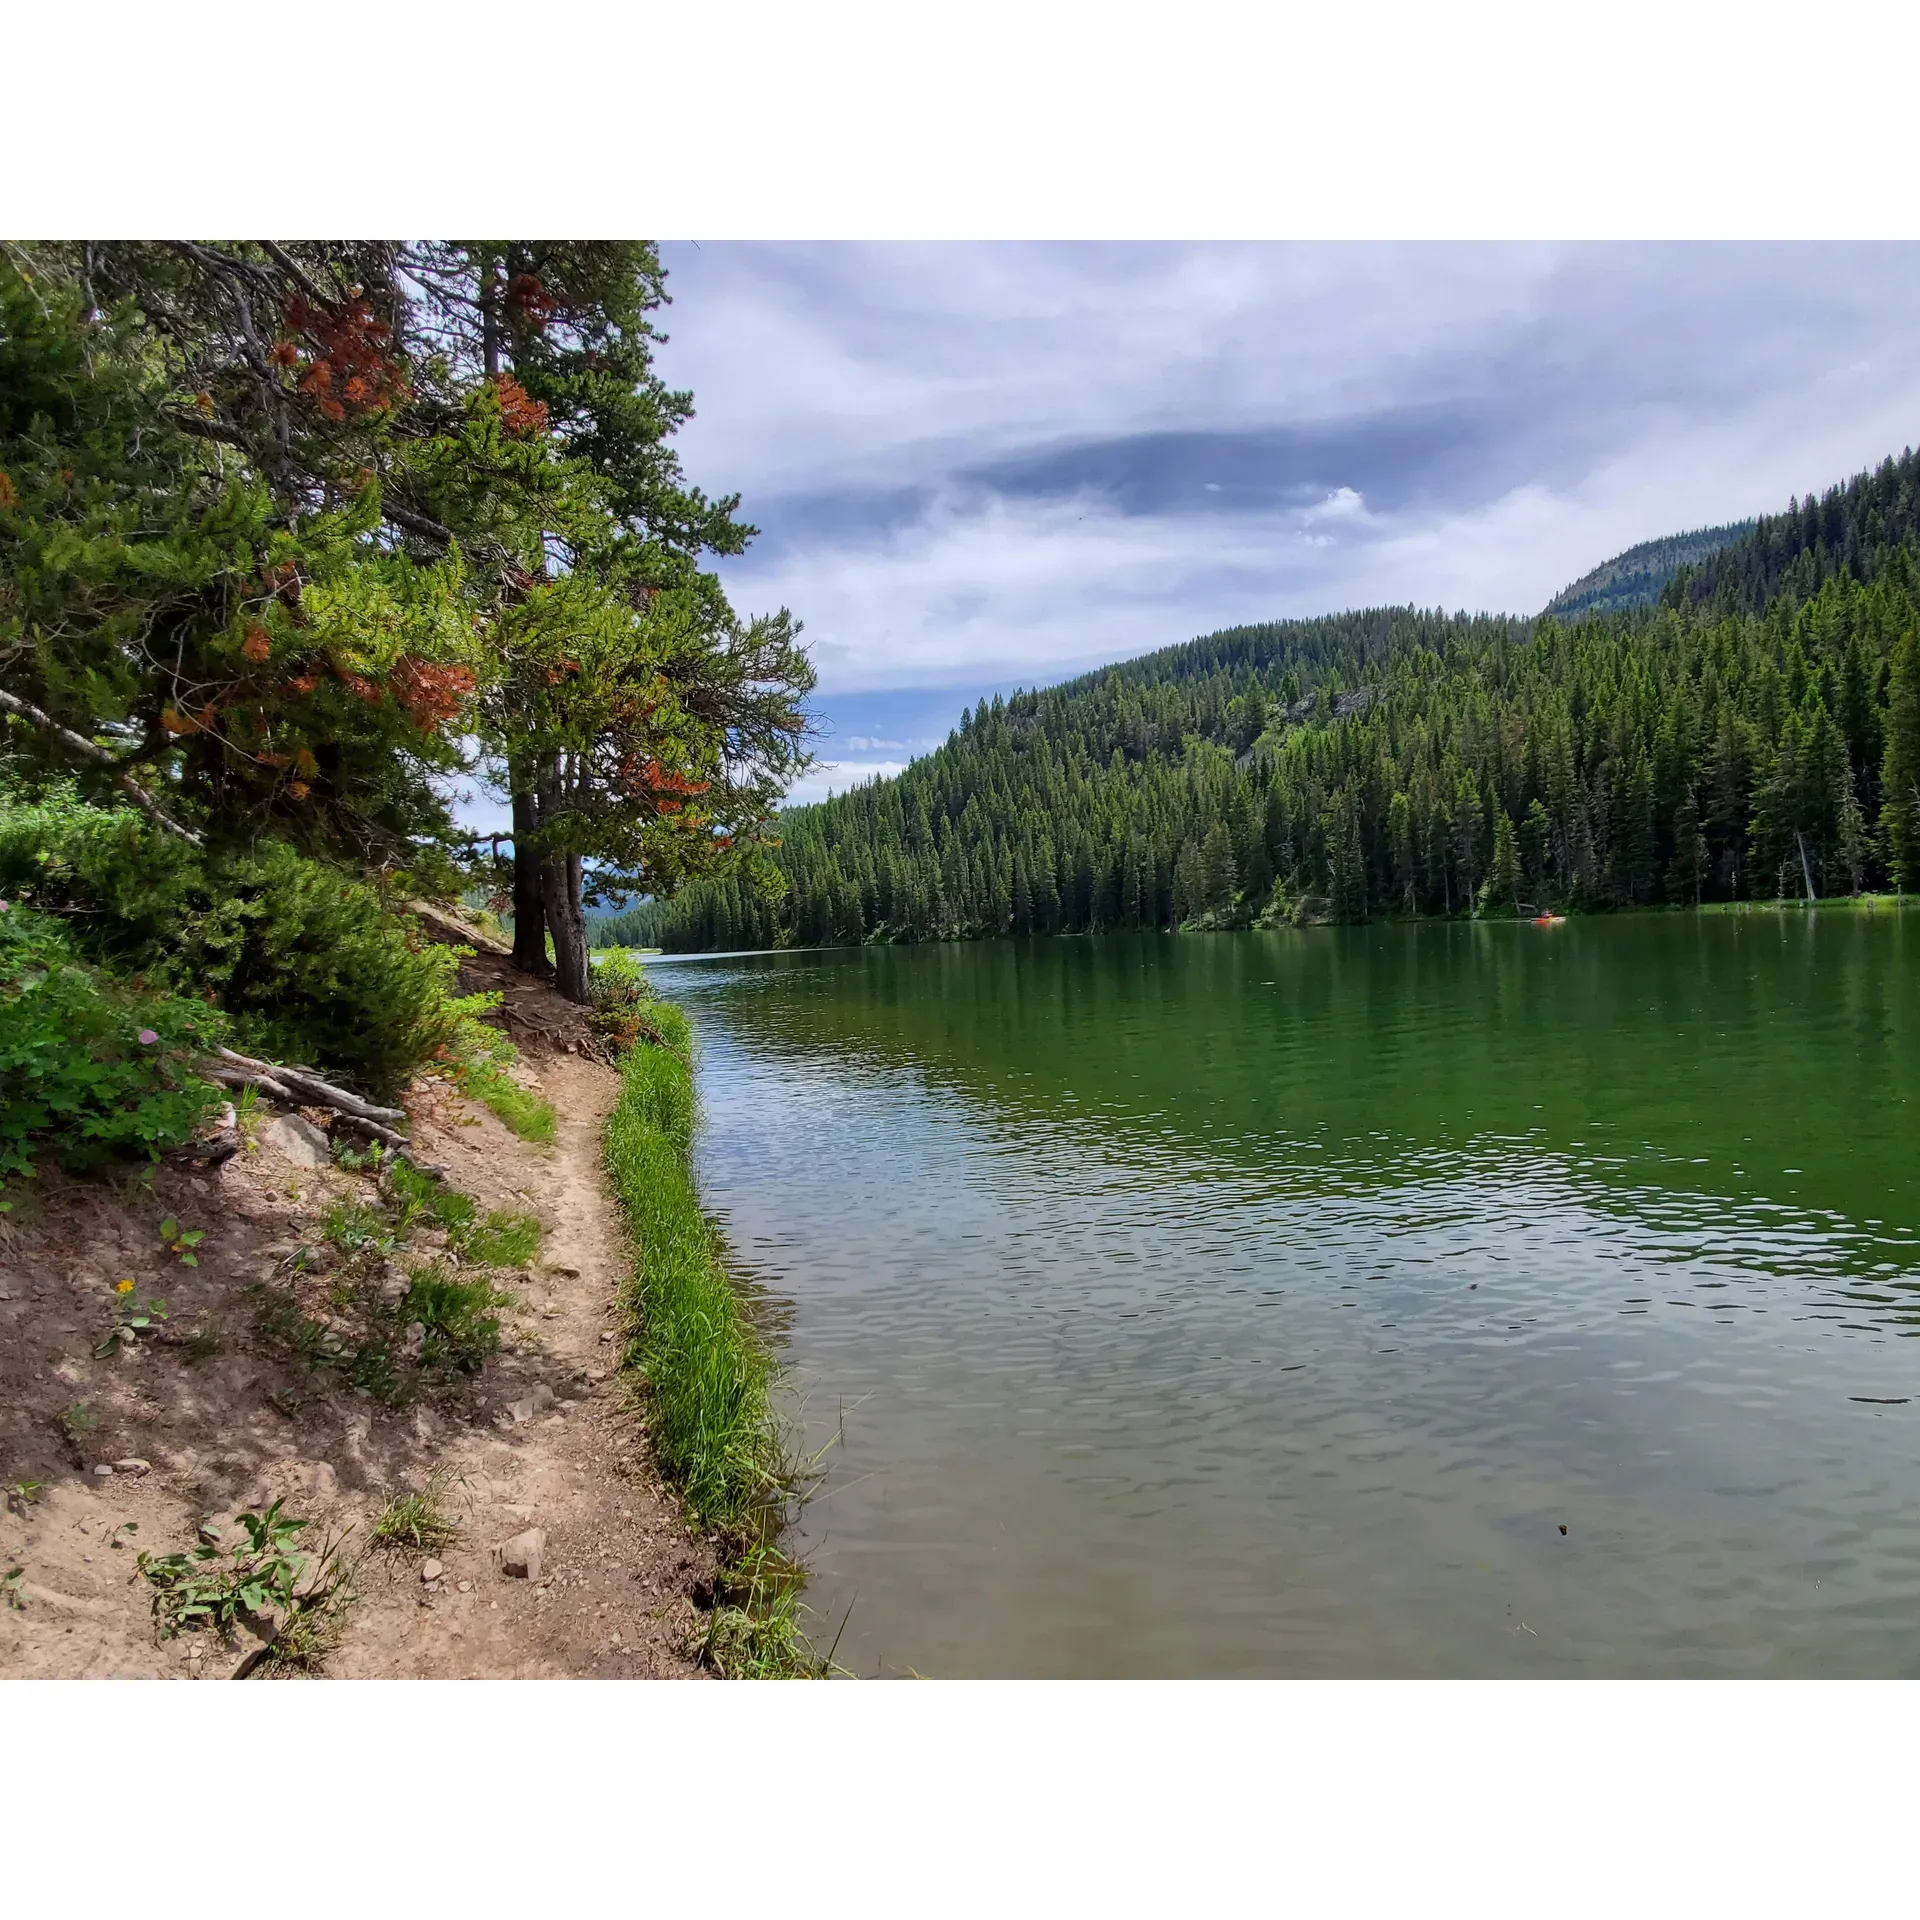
left=628, top=448, right=1920, bottom=952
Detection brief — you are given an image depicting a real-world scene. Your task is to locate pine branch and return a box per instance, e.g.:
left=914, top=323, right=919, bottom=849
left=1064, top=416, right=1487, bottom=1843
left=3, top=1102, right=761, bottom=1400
left=0, top=686, right=205, bottom=847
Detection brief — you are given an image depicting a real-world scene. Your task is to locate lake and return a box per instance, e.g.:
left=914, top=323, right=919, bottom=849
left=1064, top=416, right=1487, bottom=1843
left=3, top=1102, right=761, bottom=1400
left=646, top=914, right=1920, bottom=1676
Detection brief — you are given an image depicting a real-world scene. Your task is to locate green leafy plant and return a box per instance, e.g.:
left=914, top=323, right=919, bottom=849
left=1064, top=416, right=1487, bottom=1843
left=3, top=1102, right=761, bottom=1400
left=157, top=1215, right=203, bottom=1267
left=95, top=1277, right=168, bottom=1355
left=382, top=1156, right=473, bottom=1237
left=322, top=1198, right=396, bottom=1257
left=136, top=1500, right=309, bottom=1642
left=5, top=1481, right=46, bottom=1517
left=55, top=1401, right=98, bottom=1450
left=3, top=1566, right=23, bottom=1611
left=251, top=1262, right=506, bottom=1408
left=398, top=1266, right=509, bottom=1375
left=0, top=905, right=227, bottom=1180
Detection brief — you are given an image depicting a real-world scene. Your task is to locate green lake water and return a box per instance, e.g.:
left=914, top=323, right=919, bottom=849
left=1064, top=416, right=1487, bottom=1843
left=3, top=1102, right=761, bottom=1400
left=647, top=913, right=1920, bottom=1676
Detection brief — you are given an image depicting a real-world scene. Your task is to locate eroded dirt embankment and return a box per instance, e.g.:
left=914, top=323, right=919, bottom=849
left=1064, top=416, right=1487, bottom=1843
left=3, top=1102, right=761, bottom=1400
left=0, top=969, right=717, bottom=1680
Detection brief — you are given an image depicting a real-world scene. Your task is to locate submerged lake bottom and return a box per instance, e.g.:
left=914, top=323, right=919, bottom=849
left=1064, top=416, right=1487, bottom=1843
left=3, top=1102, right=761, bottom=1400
left=647, top=916, right=1920, bottom=1676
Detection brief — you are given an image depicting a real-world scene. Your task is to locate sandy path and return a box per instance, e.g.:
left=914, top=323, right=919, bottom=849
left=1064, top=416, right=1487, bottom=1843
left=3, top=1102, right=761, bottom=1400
left=1, top=1049, right=715, bottom=1681
left=330, top=1055, right=714, bottom=1679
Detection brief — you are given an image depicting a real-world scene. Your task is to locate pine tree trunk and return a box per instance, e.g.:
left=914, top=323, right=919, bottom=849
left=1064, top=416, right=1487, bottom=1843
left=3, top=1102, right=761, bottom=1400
left=537, top=753, right=592, bottom=1005
left=545, top=851, right=591, bottom=1005
left=509, top=776, right=553, bottom=982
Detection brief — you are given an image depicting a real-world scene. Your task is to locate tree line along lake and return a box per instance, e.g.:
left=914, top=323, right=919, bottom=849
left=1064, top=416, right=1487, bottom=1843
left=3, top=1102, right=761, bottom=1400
left=646, top=910, right=1918, bottom=1677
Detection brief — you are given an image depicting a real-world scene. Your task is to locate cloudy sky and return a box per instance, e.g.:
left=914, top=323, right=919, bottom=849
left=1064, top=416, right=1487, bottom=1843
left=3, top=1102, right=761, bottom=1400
left=645, top=242, right=1920, bottom=805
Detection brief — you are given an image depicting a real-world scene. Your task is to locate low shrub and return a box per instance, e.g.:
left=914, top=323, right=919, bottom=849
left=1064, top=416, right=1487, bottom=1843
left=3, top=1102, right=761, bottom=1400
left=0, top=905, right=226, bottom=1179
left=588, top=945, right=666, bottom=1052
left=0, top=787, right=463, bottom=1099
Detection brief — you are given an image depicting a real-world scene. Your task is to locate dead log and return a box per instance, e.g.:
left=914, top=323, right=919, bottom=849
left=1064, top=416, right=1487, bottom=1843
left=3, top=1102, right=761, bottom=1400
left=212, top=1048, right=407, bottom=1125
left=326, top=1111, right=413, bottom=1153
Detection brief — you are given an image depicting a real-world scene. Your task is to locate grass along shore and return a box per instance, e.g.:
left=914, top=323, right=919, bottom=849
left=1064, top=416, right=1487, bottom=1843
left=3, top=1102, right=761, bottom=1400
left=602, top=998, right=831, bottom=1677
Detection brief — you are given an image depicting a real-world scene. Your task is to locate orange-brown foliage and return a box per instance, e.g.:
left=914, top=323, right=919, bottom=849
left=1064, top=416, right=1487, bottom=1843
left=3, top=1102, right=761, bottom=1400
left=493, top=372, right=549, bottom=440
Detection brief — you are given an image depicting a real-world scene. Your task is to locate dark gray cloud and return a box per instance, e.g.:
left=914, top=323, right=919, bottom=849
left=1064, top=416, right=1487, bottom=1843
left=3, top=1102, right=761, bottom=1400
left=645, top=242, right=1920, bottom=795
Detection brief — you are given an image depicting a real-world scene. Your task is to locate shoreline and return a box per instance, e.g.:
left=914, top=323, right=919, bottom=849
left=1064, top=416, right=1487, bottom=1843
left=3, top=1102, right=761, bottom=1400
left=603, top=1005, right=827, bottom=1677
left=615, top=889, right=1920, bottom=963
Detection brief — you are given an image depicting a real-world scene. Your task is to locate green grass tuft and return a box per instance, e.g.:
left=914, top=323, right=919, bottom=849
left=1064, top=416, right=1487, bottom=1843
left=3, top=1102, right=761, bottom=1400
left=463, top=1057, right=557, bottom=1143
left=371, top=1467, right=462, bottom=1554
left=604, top=1013, right=831, bottom=1676
left=463, top=1209, right=543, bottom=1269
left=602, top=1010, right=773, bottom=1532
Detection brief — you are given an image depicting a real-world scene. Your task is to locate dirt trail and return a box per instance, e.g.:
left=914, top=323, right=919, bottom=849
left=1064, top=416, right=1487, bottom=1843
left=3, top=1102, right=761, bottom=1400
left=0, top=1009, right=716, bottom=1680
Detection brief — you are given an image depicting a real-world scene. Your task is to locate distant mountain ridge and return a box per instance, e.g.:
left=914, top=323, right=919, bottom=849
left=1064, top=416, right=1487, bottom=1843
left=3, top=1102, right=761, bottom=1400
left=625, top=443, right=1920, bottom=951
left=1543, top=522, right=1753, bottom=619
left=1664, top=446, right=1920, bottom=615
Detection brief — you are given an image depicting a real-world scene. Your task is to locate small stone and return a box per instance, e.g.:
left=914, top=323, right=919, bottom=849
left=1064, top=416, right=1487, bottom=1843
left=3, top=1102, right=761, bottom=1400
left=508, top=1397, right=534, bottom=1425
left=457, top=1579, right=473, bottom=1593
left=92, top=1464, right=114, bottom=1478
left=421, top=1558, right=444, bottom=1583
left=263, top=1114, right=330, bottom=1169
left=530, top=1383, right=556, bottom=1414
left=113, top=1457, right=151, bottom=1475
left=600, top=1331, right=614, bottom=1343
left=497, top=1528, right=547, bottom=1581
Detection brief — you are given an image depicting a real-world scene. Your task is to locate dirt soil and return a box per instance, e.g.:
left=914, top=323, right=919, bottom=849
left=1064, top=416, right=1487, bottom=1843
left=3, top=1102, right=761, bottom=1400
left=0, top=972, right=718, bottom=1681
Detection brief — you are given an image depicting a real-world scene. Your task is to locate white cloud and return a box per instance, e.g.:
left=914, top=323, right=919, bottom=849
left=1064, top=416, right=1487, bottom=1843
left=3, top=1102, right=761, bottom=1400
left=783, top=759, right=910, bottom=807
left=646, top=243, right=1920, bottom=701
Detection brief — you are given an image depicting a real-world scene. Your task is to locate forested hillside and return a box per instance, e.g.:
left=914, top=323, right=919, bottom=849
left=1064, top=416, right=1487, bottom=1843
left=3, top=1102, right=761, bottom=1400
left=1543, top=522, right=1751, bottom=619
left=1666, top=445, right=1920, bottom=614
left=630, top=450, right=1920, bottom=951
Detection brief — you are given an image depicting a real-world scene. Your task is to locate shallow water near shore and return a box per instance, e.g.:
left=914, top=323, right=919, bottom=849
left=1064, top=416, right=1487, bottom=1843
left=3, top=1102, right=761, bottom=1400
left=647, top=915, right=1920, bottom=1676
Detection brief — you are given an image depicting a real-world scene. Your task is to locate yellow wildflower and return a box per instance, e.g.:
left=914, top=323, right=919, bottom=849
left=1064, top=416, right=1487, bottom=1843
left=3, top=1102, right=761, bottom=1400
left=116, top=1278, right=135, bottom=1294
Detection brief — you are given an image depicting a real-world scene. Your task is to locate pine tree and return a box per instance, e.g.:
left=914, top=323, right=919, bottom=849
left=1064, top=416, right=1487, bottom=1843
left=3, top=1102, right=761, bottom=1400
left=1388, top=790, right=1416, bottom=913
left=1199, top=820, right=1237, bottom=918
left=1481, top=808, right=1522, bottom=916
left=1883, top=624, right=1920, bottom=890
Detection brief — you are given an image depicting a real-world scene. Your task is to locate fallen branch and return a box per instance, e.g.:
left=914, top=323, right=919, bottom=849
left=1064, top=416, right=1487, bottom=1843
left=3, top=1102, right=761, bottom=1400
left=0, top=687, right=205, bottom=847
left=212, top=1048, right=407, bottom=1125
left=203, top=1064, right=303, bottom=1106
left=326, top=1111, right=413, bottom=1153
left=204, top=1064, right=443, bottom=1174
